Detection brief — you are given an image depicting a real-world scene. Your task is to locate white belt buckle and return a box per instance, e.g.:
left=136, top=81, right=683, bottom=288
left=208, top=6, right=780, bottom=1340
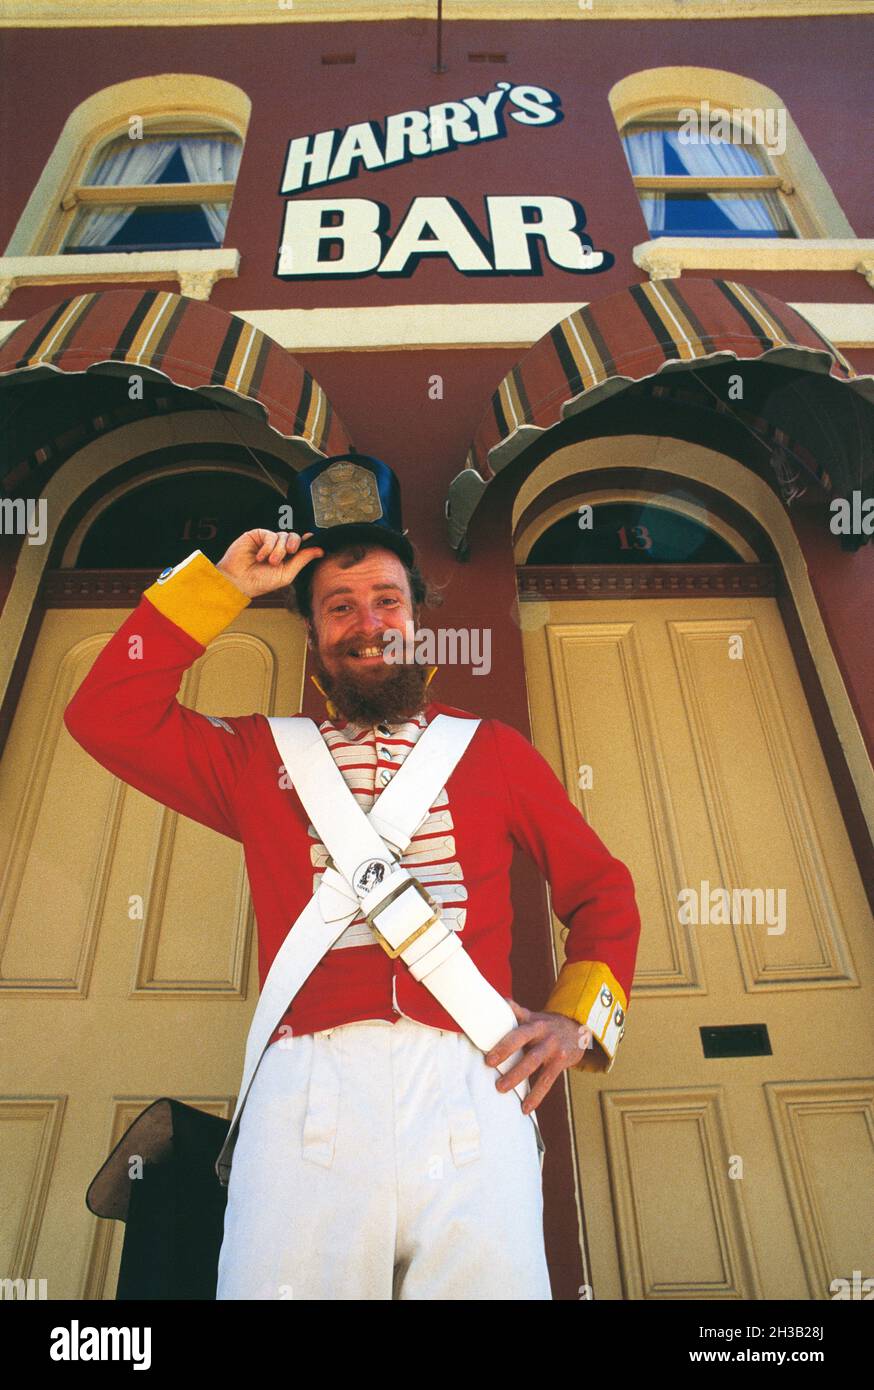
left=366, top=878, right=441, bottom=959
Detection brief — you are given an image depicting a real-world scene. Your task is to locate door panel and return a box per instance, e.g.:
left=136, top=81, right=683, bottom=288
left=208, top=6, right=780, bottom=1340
left=523, top=596, right=874, bottom=1300
left=0, top=606, right=306, bottom=1299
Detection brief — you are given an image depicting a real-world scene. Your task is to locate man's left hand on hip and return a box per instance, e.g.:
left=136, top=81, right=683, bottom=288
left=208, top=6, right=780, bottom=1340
left=485, top=998, right=594, bottom=1113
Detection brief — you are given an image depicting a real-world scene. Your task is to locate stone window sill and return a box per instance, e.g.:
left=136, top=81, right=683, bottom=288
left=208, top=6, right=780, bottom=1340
left=0, top=248, right=240, bottom=307
left=634, top=238, right=874, bottom=289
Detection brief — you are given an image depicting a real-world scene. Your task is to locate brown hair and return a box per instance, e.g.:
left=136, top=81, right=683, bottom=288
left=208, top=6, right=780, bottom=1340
left=283, top=542, right=441, bottom=622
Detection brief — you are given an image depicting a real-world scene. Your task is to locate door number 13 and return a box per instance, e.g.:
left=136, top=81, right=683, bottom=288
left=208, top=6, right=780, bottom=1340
left=617, top=525, right=653, bottom=551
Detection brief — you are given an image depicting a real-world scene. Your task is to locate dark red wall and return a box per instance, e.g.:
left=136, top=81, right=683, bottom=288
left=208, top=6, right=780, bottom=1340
left=2, top=15, right=873, bottom=321
left=1, top=15, right=871, bottom=770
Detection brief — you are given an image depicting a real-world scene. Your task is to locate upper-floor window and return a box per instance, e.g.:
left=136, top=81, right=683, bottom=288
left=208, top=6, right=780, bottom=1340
left=621, top=113, right=795, bottom=240
left=60, top=122, right=243, bottom=254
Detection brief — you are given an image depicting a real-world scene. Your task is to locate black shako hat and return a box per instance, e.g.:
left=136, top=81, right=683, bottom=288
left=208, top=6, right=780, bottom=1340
left=286, top=452, right=415, bottom=570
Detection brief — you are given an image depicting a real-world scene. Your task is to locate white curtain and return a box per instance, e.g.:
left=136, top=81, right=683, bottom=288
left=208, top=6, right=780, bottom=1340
left=622, top=128, right=786, bottom=235
left=69, top=136, right=241, bottom=249
left=621, top=129, right=667, bottom=233
left=72, top=140, right=180, bottom=248
left=665, top=131, right=784, bottom=233
left=179, top=137, right=242, bottom=240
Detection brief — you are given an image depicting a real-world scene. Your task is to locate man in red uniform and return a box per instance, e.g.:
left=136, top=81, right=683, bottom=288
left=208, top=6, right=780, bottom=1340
left=64, top=453, right=641, bottom=1300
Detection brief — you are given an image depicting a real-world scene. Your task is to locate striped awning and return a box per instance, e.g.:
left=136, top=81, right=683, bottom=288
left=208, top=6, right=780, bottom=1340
left=0, top=288, right=350, bottom=464
left=448, top=278, right=874, bottom=551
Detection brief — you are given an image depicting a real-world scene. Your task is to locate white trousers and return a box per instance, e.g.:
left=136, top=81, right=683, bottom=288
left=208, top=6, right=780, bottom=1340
left=216, top=1016, right=553, bottom=1300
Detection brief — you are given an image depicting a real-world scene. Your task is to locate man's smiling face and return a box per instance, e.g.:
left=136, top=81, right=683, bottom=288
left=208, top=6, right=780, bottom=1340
left=306, top=545, right=429, bottom=724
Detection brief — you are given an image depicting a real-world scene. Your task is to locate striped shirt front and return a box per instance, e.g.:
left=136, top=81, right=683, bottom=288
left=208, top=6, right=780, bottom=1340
left=310, top=713, right=468, bottom=952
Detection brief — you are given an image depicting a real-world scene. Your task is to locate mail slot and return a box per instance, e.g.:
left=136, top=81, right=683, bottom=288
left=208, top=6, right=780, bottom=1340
left=700, top=1024, right=772, bottom=1058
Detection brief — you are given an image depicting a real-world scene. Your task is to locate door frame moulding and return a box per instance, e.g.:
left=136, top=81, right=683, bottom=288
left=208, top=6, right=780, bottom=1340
left=516, top=563, right=777, bottom=599
left=509, top=434, right=874, bottom=838
left=515, top=485, right=762, bottom=566
left=59, top=458, right=278, bottom=568
left=0, top=411, right=305, bottom=743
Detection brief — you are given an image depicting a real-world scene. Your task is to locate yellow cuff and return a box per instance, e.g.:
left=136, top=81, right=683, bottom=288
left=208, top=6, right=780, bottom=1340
left=545, top=960, right=627, bottom=1072
left=144, top=551, right=251, bottom=646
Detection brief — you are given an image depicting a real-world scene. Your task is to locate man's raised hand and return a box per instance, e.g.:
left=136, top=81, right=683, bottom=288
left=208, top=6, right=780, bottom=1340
left=216, top=530, right=324, bottom=598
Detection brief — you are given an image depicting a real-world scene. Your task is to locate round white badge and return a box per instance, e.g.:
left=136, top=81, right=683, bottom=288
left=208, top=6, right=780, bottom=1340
left=353, top=859, right=391, bottom=895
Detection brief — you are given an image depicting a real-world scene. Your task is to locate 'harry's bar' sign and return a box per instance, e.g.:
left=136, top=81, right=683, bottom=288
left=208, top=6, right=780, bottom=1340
left=275, top=84, right=613, bottom=281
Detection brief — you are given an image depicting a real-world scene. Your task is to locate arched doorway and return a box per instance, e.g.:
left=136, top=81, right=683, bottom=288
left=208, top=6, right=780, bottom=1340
left=0, top=446, right=309, bottom=1299
left=0, top=288, right=352, bottom=1299
left=513, top=442, right=874, bottom=1301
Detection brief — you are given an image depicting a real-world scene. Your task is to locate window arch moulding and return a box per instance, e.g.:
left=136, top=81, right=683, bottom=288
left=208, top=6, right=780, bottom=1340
left=609, top=67, right=874, bottom=287
left=0, top=75, right=250, bottom=306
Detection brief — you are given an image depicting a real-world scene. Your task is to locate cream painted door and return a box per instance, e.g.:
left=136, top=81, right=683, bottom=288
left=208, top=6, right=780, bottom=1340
left=0, top=605, right=306, bottom=1299
left=523, top=596, right=874, bottom=1301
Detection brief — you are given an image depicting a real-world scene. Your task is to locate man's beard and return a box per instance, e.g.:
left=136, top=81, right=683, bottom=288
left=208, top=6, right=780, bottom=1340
left=311, top=646, right=431, bottom=726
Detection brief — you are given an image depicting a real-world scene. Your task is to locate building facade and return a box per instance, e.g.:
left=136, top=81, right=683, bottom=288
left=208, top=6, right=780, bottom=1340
left=1, top=0, right=873, bottom=1302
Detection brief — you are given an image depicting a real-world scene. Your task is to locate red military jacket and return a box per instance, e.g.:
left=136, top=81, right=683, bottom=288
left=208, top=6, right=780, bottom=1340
left=63, top=550, right=642, bottom=1072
